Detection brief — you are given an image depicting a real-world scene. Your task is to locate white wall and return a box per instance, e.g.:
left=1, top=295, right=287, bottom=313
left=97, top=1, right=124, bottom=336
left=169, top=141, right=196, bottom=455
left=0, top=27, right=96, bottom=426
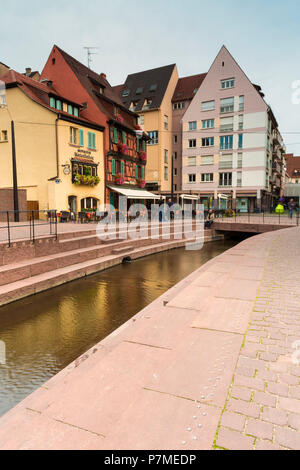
left=242, top=170, right=265, bottom=187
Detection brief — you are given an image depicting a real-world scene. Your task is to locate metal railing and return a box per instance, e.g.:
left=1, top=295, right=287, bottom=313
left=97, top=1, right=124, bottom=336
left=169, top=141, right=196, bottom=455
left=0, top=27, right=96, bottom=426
left=0, top=210, right=58, bottom=247
left=213, top=210, right=300, bottom=227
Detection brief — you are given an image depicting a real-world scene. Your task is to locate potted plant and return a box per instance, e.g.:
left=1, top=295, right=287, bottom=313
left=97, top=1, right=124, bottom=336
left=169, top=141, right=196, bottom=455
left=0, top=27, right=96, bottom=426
left=139, top=151, right=147, bottom=162
left=137, top=179, right=146, bottom=189
left=115, top=173, right=126, bottom=186
left=117, top=142, right=129, bottom=155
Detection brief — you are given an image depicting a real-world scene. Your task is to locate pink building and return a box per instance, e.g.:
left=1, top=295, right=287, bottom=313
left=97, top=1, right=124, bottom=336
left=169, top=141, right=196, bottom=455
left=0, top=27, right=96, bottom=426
left=182, top=46, right=285, bottom=212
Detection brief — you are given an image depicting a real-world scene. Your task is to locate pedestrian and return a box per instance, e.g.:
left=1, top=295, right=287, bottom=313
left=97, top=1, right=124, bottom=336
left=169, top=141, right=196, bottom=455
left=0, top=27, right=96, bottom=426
left=167, top=199, right=174, bottom=220
left=288, top=199, right=297, bottom=219
left=205, top=209, right=215, bottom=229
left=159, top=197, right=166, bottom=223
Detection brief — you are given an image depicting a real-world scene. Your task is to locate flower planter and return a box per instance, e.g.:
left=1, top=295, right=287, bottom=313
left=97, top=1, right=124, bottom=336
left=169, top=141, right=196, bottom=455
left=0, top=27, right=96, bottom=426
left=139, top=151, right=147, bottom=162
left=74, top=174, right=100, bottom=187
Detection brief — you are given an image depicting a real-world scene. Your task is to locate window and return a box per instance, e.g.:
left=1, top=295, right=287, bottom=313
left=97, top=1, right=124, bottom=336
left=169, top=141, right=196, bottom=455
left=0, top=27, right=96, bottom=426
left=130, top=101, right=139, bottom=111
left=201, top=155, right=214, bottom=165
left=121, top=161, right=125, bottom=176
left=50, top=97, right=56, bottom=108
left=188, top=174, right=196, bottom=183
left=174, top=184, right=177, bottom=191
left=189, top=139, right=197, bottom=148
left=202, top=137, right=214, bottom=147
left=220, top=97, right=234, bottom=113
left=238, top=134, right=243, bottom=149
left=174, top=168, right=178, bottom=176
left=164, top=167, right=168, bottom=181
left=220, top=135, right=233, bottom=150
left=202, top=100, right=215, bottom=112
left=136, top=87, right=143, bottom=95
left=221, top=78, right=235, bottom=89
left=138, top=115, right=144, bottom=126
left=164, top=150, right=168, bottom=164
left=174, top=152, right=178, bottom=160
left=238, top=115, right=244, bottom=130
left=173, top=102, right=185, bottom=110
left=237, top=153, right=243, bottom=169
left=164, top=115, right=168, bottom=130
left=88, top=132, right=96, bottom=150
left=201, top=173, right=214, bottom=183
left=219, top=172, right=232, bottom=187
left=112, top=159, right=116, bottom=176
left=237, top=172, right=242, bottom=187
left=0, top=130, right=8, bottom=141
left=189, top=121, right=197, bottom=131
left=143, top=98, right=152, bottom=109
left=188, top=156, right=196, bottom=166
left=73, top=107, right=79, bottom=117
left=174, top=135, right=178, bottom=144
left=79, top=129, right=84, bottom=147
left=70, top=127, right=78, bottom=145
left=239, top=96, right=245, bottom=111
left=220, top=117, right=233, bottom=132
left=149, top=84, right=157, bottom=92
left=122, top=89, right=130, bottom=97
left=219, top=154, right=233, bottom=169
left=202, top=119, right=214, bottom=129
left=68, top=104, right=73, bottom=115
left=148, top=131, right=158, bottom=145
left=56, top=100, right=62, bottom=111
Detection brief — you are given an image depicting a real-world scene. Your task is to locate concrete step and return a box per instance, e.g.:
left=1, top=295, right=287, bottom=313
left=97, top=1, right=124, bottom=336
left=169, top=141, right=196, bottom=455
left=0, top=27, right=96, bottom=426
left=112, top=246, right=134, bottom=255
left=0, top=238, right=195, bottom=307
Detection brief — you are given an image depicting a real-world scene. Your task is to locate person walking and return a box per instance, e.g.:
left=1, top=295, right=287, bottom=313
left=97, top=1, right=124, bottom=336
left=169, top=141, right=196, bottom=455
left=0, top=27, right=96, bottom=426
left=288, top=199, right=297, bottom=219
left=205, top=209, right=215, bottom=229
left=159, top=197, right=166, bottom=223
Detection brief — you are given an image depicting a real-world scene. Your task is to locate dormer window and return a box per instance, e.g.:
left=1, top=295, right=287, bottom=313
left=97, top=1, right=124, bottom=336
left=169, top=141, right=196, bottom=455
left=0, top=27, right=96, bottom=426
left=122, top=89, right=130, bottom=97
left=130, top=101, right=139, bottom=111
left=149, top=84, right=157, bottom=92
left=143, top=99, right=152, bottom=110
left=136, top=87, right=143, bottom=95
left=67, top=104, right=79, bottom=117
left=99, top=86, right=104, bottom=94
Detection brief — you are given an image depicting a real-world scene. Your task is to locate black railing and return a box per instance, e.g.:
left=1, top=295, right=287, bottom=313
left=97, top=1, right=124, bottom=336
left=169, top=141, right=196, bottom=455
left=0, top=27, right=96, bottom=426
left=214, top=209, right=300, bottom=226
left=0, top=210, right=58, bottom=247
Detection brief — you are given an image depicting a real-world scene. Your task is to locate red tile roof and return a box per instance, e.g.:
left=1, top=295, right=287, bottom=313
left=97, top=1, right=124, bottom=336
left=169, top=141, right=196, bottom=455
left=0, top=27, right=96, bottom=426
left=285, top=154, right=300, bottom=178
left=172, top=73, right=207, bottom=102
left=1, top=69, right=103, bottom=129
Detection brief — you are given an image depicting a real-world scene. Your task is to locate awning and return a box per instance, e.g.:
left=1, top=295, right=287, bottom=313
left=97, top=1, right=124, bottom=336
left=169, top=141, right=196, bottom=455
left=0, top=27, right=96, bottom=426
left=180, top=194, right=199, bottom=201
left=218, top=194, right=230, bottom=200
left=108, top=186, right=160, bottom=200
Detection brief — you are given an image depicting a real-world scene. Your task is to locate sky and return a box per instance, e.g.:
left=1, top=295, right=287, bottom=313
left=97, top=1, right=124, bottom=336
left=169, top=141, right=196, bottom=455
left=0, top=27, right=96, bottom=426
left=1, top=0, right=300, bottom=153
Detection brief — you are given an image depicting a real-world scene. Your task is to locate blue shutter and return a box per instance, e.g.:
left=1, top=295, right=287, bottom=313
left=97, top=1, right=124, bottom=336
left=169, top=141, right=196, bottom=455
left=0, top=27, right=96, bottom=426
left=112, top=159, right=116, bottom=176
left=80, top=130, right=84, bottom=147
left=50, top=97, right=56, bottom=108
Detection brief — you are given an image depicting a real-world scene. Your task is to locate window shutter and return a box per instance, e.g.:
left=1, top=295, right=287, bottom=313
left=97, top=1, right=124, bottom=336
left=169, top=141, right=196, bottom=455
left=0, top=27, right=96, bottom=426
left=135, top=165, right=138, bottom=179
left=121, top=161, right=125, bottom=176
left=113, top=128, right=118, bottom=144
left=92, top=133, right=96, bottom=149
left=68, top=105, right=73, bottom=115
left=142, top=167, right=145, bottom=179
left=80, top=130, right=84, bottom=147
left=142, top=140, right=146, bottom=151
left=122, top=131, right=126, bottom=144
left=112, top=159, right=116, bottom=176
left=87, top=132, right=91, bottom=148
left=50, top=97, right=56, bottom=108
left=136, top=138, right=139, bottom=153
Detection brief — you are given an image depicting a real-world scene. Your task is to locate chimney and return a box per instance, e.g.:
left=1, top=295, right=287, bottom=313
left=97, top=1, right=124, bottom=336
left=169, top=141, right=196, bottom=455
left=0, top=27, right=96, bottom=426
left=100, top=73, right=107, bottom=81
left=25, top=67, right=32, bottom=76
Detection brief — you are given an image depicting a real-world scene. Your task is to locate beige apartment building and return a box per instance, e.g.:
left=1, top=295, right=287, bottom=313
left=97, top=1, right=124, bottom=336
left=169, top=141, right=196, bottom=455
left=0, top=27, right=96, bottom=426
left=114, top=64, right=178, bottom=195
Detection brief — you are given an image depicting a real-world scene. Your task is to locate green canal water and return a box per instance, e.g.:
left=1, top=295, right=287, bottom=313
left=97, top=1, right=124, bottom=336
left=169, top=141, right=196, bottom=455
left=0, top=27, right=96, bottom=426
left=0, top=240, right=238, bottom=417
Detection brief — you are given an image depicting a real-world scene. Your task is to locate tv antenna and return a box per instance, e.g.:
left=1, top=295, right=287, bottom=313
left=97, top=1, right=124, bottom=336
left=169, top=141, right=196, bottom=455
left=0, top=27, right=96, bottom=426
left=83, top=47, right=99, bottom=69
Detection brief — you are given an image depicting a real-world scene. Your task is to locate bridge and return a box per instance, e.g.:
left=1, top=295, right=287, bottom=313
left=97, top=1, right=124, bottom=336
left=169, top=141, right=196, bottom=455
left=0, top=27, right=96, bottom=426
left=214, top=213, right=299, bottom=234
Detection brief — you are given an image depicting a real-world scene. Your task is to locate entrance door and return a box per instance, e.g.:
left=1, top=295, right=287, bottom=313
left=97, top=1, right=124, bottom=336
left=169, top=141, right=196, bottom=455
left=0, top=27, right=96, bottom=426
left=27, top=201, right=39, bottom=220
left=237, top=198, right=248, bottom=213
left=68, top=196, right=77, bottom=214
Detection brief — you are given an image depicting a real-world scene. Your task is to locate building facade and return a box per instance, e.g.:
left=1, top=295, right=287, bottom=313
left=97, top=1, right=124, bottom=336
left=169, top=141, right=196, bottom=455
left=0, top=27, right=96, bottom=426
left=42, top=46, right=149, bottom=209
left=0, top=70, right=105, bottom=214
left=181, top=46, right=286, bottom=212
left=114, top=64, right=179, bottom=195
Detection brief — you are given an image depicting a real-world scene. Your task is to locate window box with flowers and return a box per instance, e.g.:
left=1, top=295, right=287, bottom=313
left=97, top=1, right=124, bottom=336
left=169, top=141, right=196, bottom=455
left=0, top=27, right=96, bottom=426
left=115, top=173, right=126, bottom=186
left=116, top=114, right=124, bottom=124
left=138, top=151, right=147, bottom=162
left=74, top=174, right=100, bottom=187
left=137, top=179, right=146, bottom=189
left=117, top=142, right=129, bottom=155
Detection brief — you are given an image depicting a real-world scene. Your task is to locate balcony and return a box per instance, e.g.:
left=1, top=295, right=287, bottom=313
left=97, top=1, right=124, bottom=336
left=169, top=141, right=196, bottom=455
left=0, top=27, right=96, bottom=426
left=220, top=105, right=234, bottom=114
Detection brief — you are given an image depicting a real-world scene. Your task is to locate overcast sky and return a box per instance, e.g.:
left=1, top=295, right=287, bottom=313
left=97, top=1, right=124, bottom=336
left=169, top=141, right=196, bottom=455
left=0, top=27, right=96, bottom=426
left=2, top=0, right=300, bottom=152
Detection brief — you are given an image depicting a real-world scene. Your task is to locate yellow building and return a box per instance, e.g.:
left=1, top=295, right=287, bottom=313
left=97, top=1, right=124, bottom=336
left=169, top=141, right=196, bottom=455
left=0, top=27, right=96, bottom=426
left=0, top=70, right=105, bottom=215
left=113, top=64, right=178, bottom=195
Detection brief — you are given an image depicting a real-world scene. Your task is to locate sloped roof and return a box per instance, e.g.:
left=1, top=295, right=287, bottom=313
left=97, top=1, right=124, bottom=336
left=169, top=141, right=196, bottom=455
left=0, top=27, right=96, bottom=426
left=1, top=69, right=103, bottom=129
left=114, top=64, right=176, bottom=111
left=172, top=73, right=207, bottom=102
left=52, top=45, right=138, bottom=130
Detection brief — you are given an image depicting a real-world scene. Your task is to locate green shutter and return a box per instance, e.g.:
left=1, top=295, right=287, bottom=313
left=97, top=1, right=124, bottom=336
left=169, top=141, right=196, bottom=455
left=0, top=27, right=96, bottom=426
left=112, top=159, right=116, bottom=176
left=93, top=133, right=96, bottom=149
left=73, top=107, right=79, bottom=117
left=87, top=132, right=91, bottom=148
left=79, top=129, right=84, bottom=147
left=142, top=167, right=145, bottom=179
left=68, top=105, right=73, bottom=115
left=135, top=165, right=138, bottom=179
left=122, top=131, right=126, bottom=144
left=136, top=138, right=139, bottom=153
left=113, top=128, right=118, bottom=144
left=56, top=100, right=62, bottom=111
left=50, top=97, right=56, bottom=108
left=142, top=140, right=146, bottom=151
left=121, top=161, right=125, bottom=176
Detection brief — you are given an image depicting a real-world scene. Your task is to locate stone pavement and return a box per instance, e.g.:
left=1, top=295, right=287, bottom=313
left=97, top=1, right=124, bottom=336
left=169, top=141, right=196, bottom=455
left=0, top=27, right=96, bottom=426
left=0, top=227, right=299, bottom=450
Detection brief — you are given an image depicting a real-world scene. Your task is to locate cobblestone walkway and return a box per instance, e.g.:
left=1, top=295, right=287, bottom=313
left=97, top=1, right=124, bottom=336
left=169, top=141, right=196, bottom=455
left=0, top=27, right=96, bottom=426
left=216, top=228, right=300, bottom=450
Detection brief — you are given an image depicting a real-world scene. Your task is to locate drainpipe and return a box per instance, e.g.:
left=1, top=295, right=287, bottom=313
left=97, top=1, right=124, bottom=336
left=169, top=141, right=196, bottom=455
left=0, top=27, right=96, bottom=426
left=11, top=120, right=19, bottom=222
left=55, top=117, right=59, bottom=178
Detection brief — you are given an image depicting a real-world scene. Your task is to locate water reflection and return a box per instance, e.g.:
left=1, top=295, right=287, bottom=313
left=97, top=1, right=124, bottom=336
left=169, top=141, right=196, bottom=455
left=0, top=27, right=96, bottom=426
left=0, top=240, right=236, bottom=417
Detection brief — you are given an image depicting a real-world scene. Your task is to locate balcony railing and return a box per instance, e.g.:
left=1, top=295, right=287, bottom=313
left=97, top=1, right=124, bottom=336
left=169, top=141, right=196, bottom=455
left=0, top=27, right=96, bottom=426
left=220, top=105, right=234, bottom=114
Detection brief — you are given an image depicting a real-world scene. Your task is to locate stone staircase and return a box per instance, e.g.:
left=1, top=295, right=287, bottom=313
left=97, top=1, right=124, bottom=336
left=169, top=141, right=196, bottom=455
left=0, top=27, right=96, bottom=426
left=0, top=225, right=223, bottom=307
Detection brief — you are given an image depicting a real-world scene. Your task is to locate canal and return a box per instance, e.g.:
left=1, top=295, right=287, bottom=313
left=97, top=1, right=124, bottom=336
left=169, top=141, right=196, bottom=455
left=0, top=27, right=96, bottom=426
left=0, top=239, right=238, bottom=417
